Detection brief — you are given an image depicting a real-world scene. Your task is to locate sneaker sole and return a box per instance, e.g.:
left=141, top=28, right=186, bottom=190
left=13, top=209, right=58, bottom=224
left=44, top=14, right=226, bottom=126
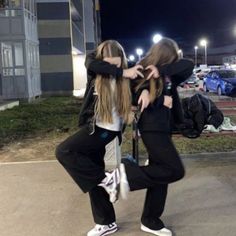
left=141, top=224, right=172, bottom=236
left=109, top=169, right=120, bottom=203
left=100, top=226, right=118, bottom=236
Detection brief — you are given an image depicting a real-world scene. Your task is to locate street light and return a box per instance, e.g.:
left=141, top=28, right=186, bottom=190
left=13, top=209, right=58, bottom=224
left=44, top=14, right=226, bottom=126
left=136, top=48, right=143, bottom=60
left=152, top=33, right=163, bottom=43
left=129, top=55, right=135, bottom=61
left=200, top=39, right=208, bottom=65
left=178, top=49, right=183, bottom=58
left=194, top=46, right=198, bottom=66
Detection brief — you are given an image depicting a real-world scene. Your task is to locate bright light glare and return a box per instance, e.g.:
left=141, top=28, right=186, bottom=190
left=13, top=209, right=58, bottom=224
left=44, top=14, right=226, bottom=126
left=152, top=34, right=163, bottom=43
left=200, top=39, right=208, bottom=47
left=129, top=55, right=135, bottom=61
left=136, top=48, right=143, bottom=56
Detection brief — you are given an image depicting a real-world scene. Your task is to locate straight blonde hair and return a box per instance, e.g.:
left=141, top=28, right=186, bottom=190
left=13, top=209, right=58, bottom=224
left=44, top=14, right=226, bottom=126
left=94, top=40, right=132, bottom=124
left=136, top=38, right=180, bottom=102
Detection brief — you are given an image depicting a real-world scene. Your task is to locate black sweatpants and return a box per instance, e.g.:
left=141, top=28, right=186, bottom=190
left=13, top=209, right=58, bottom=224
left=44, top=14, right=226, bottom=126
left=124, top=132, right=185, bottom=230
left=56, top=125, right=119, bottom=225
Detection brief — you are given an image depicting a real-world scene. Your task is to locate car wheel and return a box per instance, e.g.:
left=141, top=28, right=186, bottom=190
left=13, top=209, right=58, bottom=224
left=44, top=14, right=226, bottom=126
left=217, top=86, right=222, bottom=96
left=203, top=83, right=208, bottom=92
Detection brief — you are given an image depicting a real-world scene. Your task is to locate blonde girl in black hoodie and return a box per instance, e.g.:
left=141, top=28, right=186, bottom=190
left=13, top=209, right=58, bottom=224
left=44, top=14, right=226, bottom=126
left=56, top=40, right=143, bottom=236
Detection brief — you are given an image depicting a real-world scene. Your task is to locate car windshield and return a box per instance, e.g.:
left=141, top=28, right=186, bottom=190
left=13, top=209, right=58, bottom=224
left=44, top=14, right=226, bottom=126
left=218, top=70, right=236, bottom=78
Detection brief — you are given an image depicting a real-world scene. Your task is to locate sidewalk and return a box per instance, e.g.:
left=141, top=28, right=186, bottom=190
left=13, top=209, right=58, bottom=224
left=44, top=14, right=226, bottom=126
left=0, top=154, right=236, bottom=236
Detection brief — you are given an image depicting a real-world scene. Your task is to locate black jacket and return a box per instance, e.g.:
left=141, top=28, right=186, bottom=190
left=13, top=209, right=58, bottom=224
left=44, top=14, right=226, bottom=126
left=181, top=94, right=224, bottom=137
left=78, top=52, right=124, bottom=132
left=136, top=59, right=194, bottom=133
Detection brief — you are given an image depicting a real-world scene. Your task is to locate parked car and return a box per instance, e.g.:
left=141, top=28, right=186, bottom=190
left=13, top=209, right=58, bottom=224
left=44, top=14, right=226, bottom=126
left=195, top=68, right=211, bottom=80
left=179, top=73, right=199, bottom=88
left=203, top=70, right=236, bottom=96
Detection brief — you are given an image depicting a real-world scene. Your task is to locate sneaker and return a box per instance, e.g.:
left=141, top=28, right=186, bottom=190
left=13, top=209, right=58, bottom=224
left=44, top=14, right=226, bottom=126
left=141, top=224, right=172, bottom=236
left=221, top=117, right=236, bottom=131
left=119, top=163, right=130, bottom=200
left=87, top=222, right=118, bottom=236
left=99, top=169, right=120, bottom=203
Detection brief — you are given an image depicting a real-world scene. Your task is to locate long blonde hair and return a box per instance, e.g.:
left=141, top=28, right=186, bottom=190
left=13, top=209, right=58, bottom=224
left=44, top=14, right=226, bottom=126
left=136, top=38, right=180, bottom=102
left=94, top=40, right=131, bottom=123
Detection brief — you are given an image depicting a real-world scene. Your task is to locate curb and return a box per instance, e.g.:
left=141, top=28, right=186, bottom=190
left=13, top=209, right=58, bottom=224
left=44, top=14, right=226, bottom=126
left=180, top=151, right=236, bottom=159
left=138, top=151, right=236, bottom=161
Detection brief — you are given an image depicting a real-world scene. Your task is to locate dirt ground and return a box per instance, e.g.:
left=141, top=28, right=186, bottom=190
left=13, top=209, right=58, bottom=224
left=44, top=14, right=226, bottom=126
left=0, top=133, right=69, bottom=163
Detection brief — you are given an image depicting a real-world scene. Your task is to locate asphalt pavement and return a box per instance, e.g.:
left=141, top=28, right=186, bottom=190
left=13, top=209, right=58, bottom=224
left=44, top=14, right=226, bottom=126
left=0, top=153, right=236, bottom=236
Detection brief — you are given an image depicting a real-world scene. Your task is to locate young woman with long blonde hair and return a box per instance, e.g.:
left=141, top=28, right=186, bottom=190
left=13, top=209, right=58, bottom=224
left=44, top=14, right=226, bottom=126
left=55, top=40, right=143, bottom=236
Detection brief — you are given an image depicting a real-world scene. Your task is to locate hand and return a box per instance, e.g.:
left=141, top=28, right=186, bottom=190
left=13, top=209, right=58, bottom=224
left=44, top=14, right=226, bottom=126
left=103, top=57, right=121, bottom=67
left=145, top=65, right=160, bottom=80
left=123, top=65, right=144, bottom=79
left=138, top=89, right=150, bottom=112
left=163, top=95, right=173, bottom=109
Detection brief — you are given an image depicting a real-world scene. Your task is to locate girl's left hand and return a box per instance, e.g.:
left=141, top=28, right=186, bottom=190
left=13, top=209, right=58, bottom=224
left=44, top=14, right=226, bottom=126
left=145, top=65, right=160, bottom=80
left=138, top=89, right=150, bottom=112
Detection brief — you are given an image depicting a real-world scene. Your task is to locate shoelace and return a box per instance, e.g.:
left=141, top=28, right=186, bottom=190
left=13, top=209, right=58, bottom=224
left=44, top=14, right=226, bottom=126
left=95, top=223, right=115, bottom=231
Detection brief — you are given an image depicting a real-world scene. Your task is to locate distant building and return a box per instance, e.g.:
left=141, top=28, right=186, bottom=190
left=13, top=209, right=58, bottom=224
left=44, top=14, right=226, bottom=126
left=0, top=0, right=41, bottom=100
left=37, top=0, right=101, bottom=96
left=186, top=44, right=236, bottom=66
left=223, top=55, right=236, bottom=65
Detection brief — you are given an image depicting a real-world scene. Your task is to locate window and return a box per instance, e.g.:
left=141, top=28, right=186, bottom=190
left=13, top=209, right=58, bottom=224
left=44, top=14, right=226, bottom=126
left=0, top=0, right=9, bottom=8
left=14, top=42, right=24, bottom=66
left=15, top=68, right=24, bottom=75
left=10, top=0, right=21, bottom=8
left=2, top=42, right=13, bottom=67
left=1, top=41, right=25, bottom=77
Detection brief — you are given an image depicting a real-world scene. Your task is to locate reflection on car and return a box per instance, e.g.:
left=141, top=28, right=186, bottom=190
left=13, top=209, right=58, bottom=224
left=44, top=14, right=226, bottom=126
left=179, top=73, right=199, bottom=88
left=203, top=70, right=236, bottom=96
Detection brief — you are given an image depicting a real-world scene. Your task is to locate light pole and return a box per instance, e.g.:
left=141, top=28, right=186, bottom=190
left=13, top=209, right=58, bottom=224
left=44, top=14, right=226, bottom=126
left=136, top=48, right=143, bottom=60
left=152, top=33, right=163, bottom=43
left=194, top=46, right=198, bottom=66
left=200, top=39, right=208, bottom=65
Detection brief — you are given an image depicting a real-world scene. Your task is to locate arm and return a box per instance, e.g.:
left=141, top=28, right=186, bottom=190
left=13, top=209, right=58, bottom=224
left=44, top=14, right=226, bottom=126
left=85, top=51, right=123, bottom=78
left=85, top=51, right=143, bottom=79
left=158, top=59, right=194, bottom=86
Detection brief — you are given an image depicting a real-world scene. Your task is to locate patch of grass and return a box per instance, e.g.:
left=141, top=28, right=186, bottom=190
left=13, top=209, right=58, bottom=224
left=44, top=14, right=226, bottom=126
left=121, top=123, right=236, bottom=155
left=0, top=97, right=81, bottom=145
left=0, top=97, right=235, bottom=154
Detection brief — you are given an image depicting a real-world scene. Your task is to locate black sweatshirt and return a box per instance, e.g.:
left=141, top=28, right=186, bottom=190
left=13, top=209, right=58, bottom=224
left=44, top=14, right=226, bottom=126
left=137, top=59, right=194, bottom=133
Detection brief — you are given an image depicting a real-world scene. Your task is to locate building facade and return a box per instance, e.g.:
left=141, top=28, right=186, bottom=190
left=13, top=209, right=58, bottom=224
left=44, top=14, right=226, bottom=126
left=37, top=0, right=101, bottom=96
left=0, top=0, right=101, bottom=100
left=0, top=0, right=41, bottom=100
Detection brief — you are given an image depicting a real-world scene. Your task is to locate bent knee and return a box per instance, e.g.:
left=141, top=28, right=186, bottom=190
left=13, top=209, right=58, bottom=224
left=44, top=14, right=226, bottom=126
left=173, top=166, right=185, bottom=181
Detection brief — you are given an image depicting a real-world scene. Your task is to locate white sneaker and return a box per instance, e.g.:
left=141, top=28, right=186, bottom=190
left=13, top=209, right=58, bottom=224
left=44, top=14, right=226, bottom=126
left=141, top=224, right=172, bottom=236
left=99, top=169, right=120, bottom=203
left=119, top=163, right=130, bottom=200
left=87, top=222, right=118, bottom=236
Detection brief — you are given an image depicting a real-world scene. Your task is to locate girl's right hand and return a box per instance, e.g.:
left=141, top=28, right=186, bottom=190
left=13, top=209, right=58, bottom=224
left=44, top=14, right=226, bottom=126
left=163, top=95, right=173, bottom=109
left=123, top=65, right=144, bottom=79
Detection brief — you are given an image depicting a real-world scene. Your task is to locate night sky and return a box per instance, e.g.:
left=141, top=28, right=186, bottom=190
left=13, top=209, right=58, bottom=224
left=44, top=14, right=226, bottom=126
left=99, top=0, right=236, bottom=55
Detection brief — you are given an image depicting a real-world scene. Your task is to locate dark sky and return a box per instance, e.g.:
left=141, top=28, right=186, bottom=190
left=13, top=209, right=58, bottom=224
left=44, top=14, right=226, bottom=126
left=99, top=0, right=236, bottom=55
